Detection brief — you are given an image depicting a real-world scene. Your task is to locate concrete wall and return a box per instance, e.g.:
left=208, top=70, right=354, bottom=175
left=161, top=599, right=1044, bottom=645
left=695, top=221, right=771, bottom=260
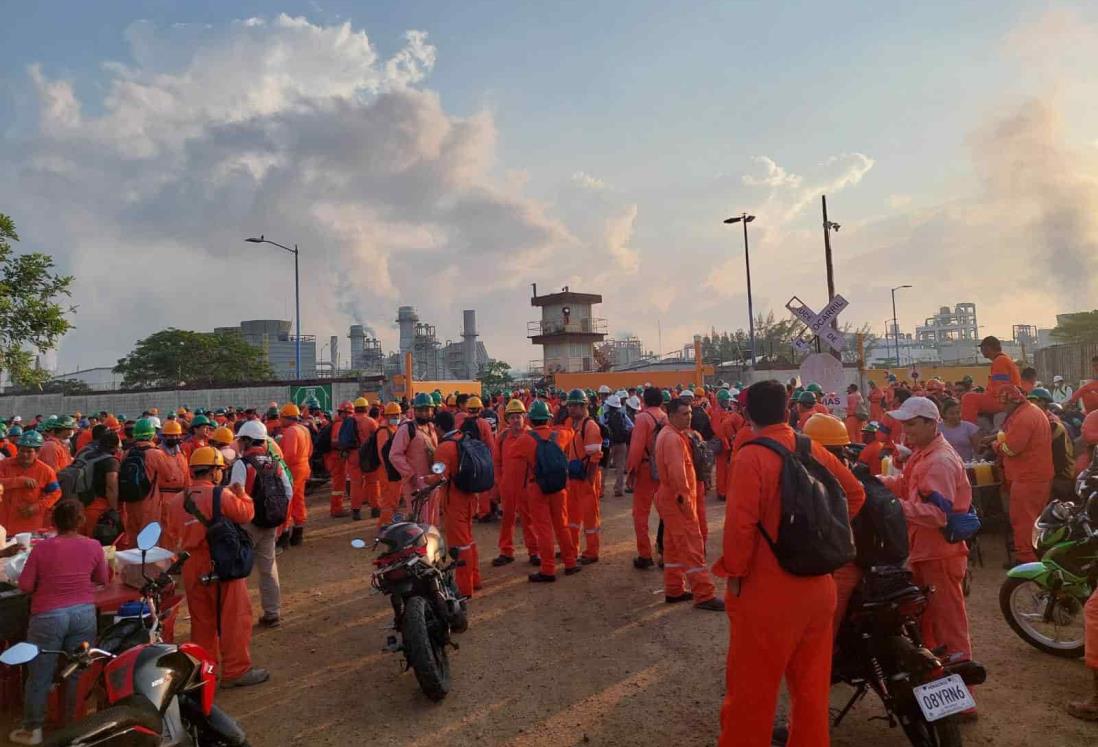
left=0, top=380, right=376, bottom=419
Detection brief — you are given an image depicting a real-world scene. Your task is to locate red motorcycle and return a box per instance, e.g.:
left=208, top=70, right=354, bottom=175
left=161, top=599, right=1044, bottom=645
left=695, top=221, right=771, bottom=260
left=1, top=523, right=249, bottom=746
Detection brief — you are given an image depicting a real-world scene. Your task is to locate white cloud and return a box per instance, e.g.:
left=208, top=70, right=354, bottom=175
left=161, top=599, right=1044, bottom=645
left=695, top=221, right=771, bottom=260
left=741, top=156, right=801, bottom=189
left=571, top=171, right=607, bottom=190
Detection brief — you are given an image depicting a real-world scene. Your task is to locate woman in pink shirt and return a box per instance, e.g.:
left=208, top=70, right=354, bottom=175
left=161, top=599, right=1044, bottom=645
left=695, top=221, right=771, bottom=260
left=11, top=499, right=108, bottom=746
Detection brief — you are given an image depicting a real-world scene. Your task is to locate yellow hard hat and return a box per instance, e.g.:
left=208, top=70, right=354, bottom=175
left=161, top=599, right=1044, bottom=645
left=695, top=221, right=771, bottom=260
left=383, top=402, right=402, bottom=416
left=803, top=413, right=850, bottom=447
left=280, top=403, right=301, bottom=418
left=505, top=399, right=527, bottom=415
left=466, top=396, right=483, bottom=410
left=161, top=420, right=184, bottom=436
left=694, top=387, right=706, bottom=397
left=353, top=397, right=369, bottom=409
left=189, top=446, right=226, bottom=469
left=211, top=426, right=235, bottom=446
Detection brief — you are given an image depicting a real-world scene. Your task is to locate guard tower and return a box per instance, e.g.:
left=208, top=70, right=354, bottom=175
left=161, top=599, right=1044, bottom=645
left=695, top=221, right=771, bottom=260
left=528, top=285, right=607, bottom=375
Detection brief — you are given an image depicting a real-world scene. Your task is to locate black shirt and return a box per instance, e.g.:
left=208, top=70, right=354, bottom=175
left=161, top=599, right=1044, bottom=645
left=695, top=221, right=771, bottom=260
left=90, top=449, right=120, bottom=497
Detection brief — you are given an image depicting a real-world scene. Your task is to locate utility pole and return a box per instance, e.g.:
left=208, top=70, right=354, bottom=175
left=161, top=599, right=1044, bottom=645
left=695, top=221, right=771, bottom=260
left=822, top=195, right=840, bottom=360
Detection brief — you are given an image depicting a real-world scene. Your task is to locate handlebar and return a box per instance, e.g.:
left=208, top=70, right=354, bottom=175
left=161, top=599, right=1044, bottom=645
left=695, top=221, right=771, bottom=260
left=56, top=644, right=116, bottom=680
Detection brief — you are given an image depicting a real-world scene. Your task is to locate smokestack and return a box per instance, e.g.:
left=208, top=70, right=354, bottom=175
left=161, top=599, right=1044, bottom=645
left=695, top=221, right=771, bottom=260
left=462, top=309, right=477, bottom=379
left=397, top=306, right=418, bottom=354
left=330, top=335, right=339, bottom=370
left=349, top=324, right=366, bottom=369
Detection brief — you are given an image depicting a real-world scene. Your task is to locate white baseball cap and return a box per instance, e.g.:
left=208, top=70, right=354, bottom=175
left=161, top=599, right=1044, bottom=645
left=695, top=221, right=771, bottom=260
left=1053, top=375, right=1064, bottom=383
left=887, top=396, right=941, bottom=422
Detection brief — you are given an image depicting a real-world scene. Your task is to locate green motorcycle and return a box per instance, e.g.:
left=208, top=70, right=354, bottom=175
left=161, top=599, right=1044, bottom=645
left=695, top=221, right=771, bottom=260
left=999, top=497, right=1097, bottom=658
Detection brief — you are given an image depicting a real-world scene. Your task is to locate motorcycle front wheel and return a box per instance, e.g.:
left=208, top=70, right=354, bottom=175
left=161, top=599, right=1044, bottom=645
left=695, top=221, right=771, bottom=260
left=999, top=576, right=1085, bottom=658
left=402, top=595, right=451, bottom=701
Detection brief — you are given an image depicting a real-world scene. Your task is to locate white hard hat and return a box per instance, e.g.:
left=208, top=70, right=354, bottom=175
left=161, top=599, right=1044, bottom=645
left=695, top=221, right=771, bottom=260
left=626, top=395, right=642, bottom=410
left=616, top=389, right=628, bottom=398
left=149, top=416, right=162, bottom=429
left=679, top=389, right=695, bottom=399
left=606, top=395, right=622, bottom=408
left=237, top=420, right=268, bottom=441
left=598, top=385, right=612, bottom=394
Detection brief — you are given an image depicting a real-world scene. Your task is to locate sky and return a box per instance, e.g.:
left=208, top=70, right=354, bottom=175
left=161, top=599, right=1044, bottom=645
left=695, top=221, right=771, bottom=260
left=3, top=1, right=1098, bottom=373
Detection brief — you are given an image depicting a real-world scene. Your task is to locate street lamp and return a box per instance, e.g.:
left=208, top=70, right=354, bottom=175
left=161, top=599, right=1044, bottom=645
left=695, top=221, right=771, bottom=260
left=891, top=285, right=912, bottom=368
left=245, top=235, right=302, bottom=379
left=723, top=213, right=757, bottom=369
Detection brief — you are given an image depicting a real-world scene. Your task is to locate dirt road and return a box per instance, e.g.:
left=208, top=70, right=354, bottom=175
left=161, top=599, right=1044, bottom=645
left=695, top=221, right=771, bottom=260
left=200, top=479, right=1095, bottom=747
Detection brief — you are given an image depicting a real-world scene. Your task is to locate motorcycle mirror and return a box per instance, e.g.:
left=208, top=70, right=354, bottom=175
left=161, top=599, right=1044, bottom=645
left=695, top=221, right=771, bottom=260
left=0, top=642, right=40, bottom=666
left=431, top=462, right=446, bottom=475
left=136, top=523, right=162, bottom=552
left=350, top=539, right=367, bottom=549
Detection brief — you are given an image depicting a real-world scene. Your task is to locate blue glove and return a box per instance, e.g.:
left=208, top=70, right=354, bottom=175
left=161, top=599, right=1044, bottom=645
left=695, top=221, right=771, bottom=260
left=922, top=490, right=954, bottom=516
left=943, top=508, right=981, bottom=543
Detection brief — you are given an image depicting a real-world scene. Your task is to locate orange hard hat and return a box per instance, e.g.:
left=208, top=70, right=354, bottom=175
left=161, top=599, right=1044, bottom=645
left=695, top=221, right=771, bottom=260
left=211, top=426, right=235, bottom=446
left=383, top=402, right=402, bottom=416
left=280, top=403, right=301, bottom=418
left=803, top=413, right=850, bottom=447
left=694, top=387, right=706, bottom=397
left=104, top=416, right=121, bottom=431
left=161, top=420, right=184, bottom=436
left=338, top=400, right=354, bottom=413
left=189, top=446, right=225, bottom=469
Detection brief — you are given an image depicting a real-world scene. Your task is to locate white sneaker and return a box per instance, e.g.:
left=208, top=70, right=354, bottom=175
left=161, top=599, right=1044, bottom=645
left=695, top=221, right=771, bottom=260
left=9, top=727, right=43, bottom=746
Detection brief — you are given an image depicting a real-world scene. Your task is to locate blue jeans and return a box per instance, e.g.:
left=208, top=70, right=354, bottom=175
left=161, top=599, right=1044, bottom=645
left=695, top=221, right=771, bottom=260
left=23, top=603, right=97, bottom=729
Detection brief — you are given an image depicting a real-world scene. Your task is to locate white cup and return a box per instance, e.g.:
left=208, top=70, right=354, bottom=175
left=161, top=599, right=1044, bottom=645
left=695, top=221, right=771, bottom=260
left=14, top=533, right=31, bottom=550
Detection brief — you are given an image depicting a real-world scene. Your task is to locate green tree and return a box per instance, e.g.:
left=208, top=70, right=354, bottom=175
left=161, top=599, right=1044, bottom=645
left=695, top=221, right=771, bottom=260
left=114, top=328, right=274, bottom=388
left=1050, top=311, right=1098, bottom=344
left=0, top=213, right=74, bottom=388
left=477, top=359, right=513, bottom=391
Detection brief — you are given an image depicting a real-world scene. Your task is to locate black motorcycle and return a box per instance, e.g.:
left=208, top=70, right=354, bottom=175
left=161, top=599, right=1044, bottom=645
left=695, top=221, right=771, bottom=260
left=832, top=565, right=986, bottom=747
left=0, top=523, right=249, bottom=746
left=350, top=462, right=467, bottom=701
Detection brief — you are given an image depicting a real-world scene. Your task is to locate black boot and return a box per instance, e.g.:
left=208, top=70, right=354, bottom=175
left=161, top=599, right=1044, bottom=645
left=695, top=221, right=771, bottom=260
left=275, top=532, right=290, bottom=551
left=351, top=509, right=362, bottom=521
left=289, top=526, right=304, bottom=546
left=528, top=572, right=556, bottom=583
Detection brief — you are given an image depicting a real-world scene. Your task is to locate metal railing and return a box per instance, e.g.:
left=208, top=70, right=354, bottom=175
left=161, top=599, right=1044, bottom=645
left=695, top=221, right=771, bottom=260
left=527, top=318, right=608, bottom=337
left=528, top=357, right=596, bottom=374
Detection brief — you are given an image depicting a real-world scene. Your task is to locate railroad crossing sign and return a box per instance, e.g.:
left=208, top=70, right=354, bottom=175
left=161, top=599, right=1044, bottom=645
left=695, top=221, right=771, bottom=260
left=786, top=294, right=848, bottom=352
left=291, top=383, right=332, bottom=412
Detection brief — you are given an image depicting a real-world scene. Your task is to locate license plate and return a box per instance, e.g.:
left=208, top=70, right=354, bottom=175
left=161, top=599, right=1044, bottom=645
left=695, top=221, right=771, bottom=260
left=913, top=674, right=975, bottom=722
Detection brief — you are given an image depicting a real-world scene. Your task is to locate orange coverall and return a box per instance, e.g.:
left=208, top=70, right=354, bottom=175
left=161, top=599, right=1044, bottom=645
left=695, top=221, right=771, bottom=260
left=1069, top=380, right=1098, bottom=414
left=1086, top=587, right=1098, bottom=671
left=566, top=416, right=603, bottom=561
left=495, top=424, right=536, bottom=561
left=325, top=415, right=349, bottom=515
left=882, top=433, right=973, bottom=661
left=712, top=423, right=838, bottom=747
left=278, top=422, right=313, bottom=527
left=514, top=425, right=577, bottom=577
left=38, top=436, right=73, bottom=472
left=388, top=421, right=440, bottom=526
left=373, top=425, right=403, bottom=528
left=961, top=352, right=1021, bottom=423
left=0, top=458, right=62, bottom=534
left=163, top=481, right=255, bottom=680
left=122, top=442, right=186, bottom=545
left=435, top=434, right=481, bottom=597
left=712, top=408, right=744, bottom=501
left=844, top=392, right=864, bottom=443
left=994, top=401, right=1053, bottom=562
left=347, top=413, right=379, bottom=514
left=654, top=424, right=715, bottom=603
left=796, top=403, right=829, bottom=431
left=181, top=436, right=209, bottom=463
left=74, top=428, right=94, bottom=454
left=868, top=386, right=886, bottom=422
left=627, top=407, right=668, bottom=561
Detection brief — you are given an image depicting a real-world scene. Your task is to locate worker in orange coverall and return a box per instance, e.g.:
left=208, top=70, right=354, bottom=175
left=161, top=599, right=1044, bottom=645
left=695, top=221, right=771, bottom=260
left=881, top=396, right=974, bottom=664
left=626, top=387, right=668, bottom=569
left=844, top=384, right=864, bottom=443
left=655, top=396, right=723, bottom=611
left=431, top=410, right=481, bottom=597
left=961, top=336, right=1021, bottom=424
left=122, top=417, right=182, bottom=545
left=713, top=381, right=843, bottom=747
left=1067, top=586, right=1098, bottom=720
left=326, top=401, right=354, bottom=517
left=276, top=403, right=313, bottom=547
left=564, top=389, right=602, bottom=564
left=37, top=417, right=74, bottom=472
left=373, top=403, right=405, bottom=529
left=162, top=447, right=268, bottom=688
left=1067, top=356, right=1098, bottom=414
left=0, top=431, right=62, bottom=534
left=711, top=388, right=743, bottom=503
left=492, top=399, right=536, bottom=566
left=346, top=397, right=379, bottom=521
left=991, top=385, right=1053, bottom=563
left=512, top=400, right=580, bottom=582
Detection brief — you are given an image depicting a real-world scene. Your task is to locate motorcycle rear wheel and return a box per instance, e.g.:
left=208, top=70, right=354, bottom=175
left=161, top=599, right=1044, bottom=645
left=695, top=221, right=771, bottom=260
left=896, top=704, right=962, bottom=747
left=999, top=576, right=1085, bottom=658
left=402, top=595, right=451, bottom=701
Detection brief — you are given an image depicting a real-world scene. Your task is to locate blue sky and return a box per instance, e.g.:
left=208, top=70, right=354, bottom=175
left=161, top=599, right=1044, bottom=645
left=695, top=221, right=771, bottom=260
left=3, top=2, right=1097, bottom=370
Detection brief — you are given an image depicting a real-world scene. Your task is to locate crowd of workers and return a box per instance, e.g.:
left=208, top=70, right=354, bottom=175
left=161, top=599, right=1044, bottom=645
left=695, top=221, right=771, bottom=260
left=1, top=331, right=1098, bottom=744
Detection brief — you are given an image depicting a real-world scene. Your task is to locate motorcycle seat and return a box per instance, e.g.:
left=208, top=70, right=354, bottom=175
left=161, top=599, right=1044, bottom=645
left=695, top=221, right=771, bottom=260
left=861, top=584, right=923, bottom=606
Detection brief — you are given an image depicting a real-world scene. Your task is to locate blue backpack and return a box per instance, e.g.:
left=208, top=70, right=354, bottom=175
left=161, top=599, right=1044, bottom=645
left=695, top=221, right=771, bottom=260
left=337, top=417, right=359, bottom=451
left=531, top=431, right=568, bottom=494
left=446, top=433, right=495, bottom=493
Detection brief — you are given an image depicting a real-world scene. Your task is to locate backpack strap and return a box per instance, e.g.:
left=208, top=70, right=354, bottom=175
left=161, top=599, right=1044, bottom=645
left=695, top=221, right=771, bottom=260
left=183, top=488, right=212, bottom=527
left=212, top=486, right=223, bottom=523
left=739, top=437, right=792, bottom=555
left=794, top=434, right=812, bottom=462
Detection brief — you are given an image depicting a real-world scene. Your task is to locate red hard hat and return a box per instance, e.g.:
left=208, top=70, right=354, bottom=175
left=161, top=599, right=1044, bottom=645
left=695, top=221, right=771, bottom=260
left=338, top=400, right=354, bottom=412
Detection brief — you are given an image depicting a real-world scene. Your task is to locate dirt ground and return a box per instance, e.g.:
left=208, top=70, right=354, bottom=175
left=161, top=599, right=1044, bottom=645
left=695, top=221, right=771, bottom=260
left=5, top=474, right=1095, bottom=746
left=198, top=476, right=1094, bottom=747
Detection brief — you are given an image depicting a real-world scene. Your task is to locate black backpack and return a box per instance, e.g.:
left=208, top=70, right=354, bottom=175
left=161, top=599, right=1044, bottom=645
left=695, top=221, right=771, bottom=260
left=446, top=433, right=494, bottom=493
left=314, top=422, right=333, bottom=457
left=531, top=430, right=568, bottom=494
left=184, top=487, right=254, bottom=581
left=336, top=417, right=359, bottom=451
left=607, top=408, right=629, bottom=444
left=743, top=435, right=855, bottom=576
left=359, top=429, right=382, bottom=473
left=118, top=446, right=153, bottom=503
left=644, top=412, right=664, bottom=481
left=58, top=447, right=115, bottom=507
left=852, top=474, right=910, bottom=568
left=380, top=423, right=409, bottom=482
left=245, top=455, right=290, bottom=529
left=460, top=416, right=483, bottom=441
left=686, top=430, right=715, bottom=483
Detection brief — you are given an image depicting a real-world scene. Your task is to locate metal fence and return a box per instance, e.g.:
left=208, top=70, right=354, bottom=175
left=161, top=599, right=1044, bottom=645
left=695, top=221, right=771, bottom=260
left=1035, top=343, right=1098, bottom=385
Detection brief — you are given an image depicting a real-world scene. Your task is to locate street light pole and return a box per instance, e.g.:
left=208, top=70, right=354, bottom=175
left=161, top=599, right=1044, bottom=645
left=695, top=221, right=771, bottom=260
left=724, top=213, right=757, bottom=369
left=891, top=284, right=912, bottom=369
left=822, top=195, right=842, bottom=360
left=246, top=235, right=302, bottom=379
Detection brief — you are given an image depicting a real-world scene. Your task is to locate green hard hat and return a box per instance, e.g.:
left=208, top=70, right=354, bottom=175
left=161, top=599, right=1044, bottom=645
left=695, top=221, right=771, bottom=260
left=799, top=391, right=817, bottom=406
left=414, top=392, right=435, bottom=408
left=191, top=414, right=212, bottom=428
left=566, top=388, right=588, bottom=405
left=662, top=390, right=672, bottom=403
left=17, top=430, right=44, bottom=448
left=862, top=421, right=880, bottom=433
left=806, top=383, right=823, bottom=395
left=430, top=391, right=443, bottom=406
left=57, top=415, right=76, bottom=430
left=134, top=417, right=157, bottom=441
left=528, top=400, right=551, bottom=422
left=1027, top=387, right=1053, bottom=402
left=42, top=415, right=59, bottom=431
left=0, top=423, right=7, bottom=437
left=716, top=389, right=732, bottom=402
left=9, top=425, right=23, bottom=437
